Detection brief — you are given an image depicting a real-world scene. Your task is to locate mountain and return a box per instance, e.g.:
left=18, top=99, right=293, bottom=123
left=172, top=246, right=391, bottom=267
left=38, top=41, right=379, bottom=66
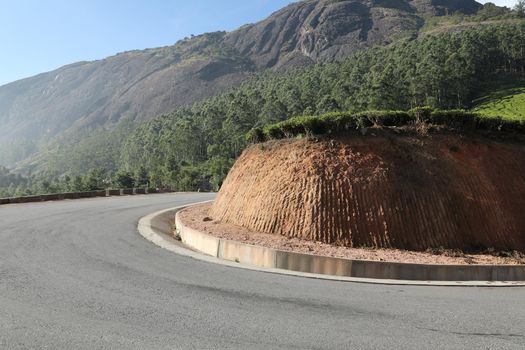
left=223, top=0, right=480, bottom=69
left=0, top=0, right=483, bottom=168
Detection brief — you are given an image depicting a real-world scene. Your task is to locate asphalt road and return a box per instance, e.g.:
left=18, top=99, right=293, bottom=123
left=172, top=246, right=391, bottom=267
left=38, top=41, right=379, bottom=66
left=1, top=193, right=524, bottom=349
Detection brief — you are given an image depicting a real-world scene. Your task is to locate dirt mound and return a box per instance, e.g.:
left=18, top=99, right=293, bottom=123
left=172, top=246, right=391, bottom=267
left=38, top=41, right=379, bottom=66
left=210, top=131, right=525, bottom=251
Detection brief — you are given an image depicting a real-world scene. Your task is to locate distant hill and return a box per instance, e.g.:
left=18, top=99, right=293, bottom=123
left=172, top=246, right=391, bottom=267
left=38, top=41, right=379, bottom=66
left=0, top=0, right=482, bottom=168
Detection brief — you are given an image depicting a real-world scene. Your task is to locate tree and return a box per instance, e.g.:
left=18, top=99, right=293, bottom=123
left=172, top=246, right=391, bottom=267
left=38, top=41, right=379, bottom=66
left=114, top=171, right=134, bottom=189
left=207, top=156, right=233, bottom=191
left=83, top=168, right=106, bottom=191
left=71, top=176, right=85, bottom=192
left=477, top=3, right=512, bottom=20
left=134, top=166, right=150, bottom=188
left=515, top=0, right=525, bottom=17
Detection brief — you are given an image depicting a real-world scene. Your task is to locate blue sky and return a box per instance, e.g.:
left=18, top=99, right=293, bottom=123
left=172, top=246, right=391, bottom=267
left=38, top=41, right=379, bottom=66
left=0, top=0, right=517, bottom=86
left=0, top=0, right=296, bottom=86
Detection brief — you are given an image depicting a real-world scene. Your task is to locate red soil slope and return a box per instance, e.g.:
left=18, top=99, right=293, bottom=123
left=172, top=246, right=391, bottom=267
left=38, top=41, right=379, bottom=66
left=210, top=131, right=525, bottom=251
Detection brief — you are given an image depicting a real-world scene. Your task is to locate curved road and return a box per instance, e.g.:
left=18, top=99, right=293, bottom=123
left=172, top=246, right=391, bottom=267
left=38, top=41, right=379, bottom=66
left=0, top=193, right=524, bottom=349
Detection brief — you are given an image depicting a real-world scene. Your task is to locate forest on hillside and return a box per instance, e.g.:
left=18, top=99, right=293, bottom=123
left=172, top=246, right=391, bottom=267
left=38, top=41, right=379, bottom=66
left=2, top=22, right=525, bottom=197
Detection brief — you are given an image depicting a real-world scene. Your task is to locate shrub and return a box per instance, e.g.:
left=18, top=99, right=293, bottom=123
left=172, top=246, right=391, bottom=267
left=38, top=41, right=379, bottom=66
left=476, top=116, right=525, bottom=133
left=263, top=124, right=285, bottom=140
left=409, top=106, right=433, bottom=122
left=320, top=112, right=355, bottom=132
left=246, top=127, right=265, bottom=143
left=245, top=108, right=525, bottom=143
left=358, top=110, right=411, bottom=127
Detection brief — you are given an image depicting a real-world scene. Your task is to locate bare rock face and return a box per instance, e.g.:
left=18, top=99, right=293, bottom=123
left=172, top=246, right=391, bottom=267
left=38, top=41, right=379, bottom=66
left=0, top=0, right=482, bottom=167
left=224, top=0, right=420, bottom=69
left=210, top=132, right=525, bottom=252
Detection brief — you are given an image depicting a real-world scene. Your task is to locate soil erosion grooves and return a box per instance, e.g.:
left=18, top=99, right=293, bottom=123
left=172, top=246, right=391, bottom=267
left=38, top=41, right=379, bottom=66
left=210, top=132, right=525, bottom=251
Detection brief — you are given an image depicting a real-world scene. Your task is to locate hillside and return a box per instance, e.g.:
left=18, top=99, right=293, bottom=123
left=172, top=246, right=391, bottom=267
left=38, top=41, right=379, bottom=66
left=0, top=0, right=483, bottom=168
left=114, top=23, right=525, bottom=191
left=0, top=32, right=251, bottom=148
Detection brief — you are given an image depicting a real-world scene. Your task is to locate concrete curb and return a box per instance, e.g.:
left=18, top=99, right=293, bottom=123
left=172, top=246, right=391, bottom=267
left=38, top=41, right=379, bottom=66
left=175, top=209, right=525, bottom=284
left=138, top=204, right=525, bottom=287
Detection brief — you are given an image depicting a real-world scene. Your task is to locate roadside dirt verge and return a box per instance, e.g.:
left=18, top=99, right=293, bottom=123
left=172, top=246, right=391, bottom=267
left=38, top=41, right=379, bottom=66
left=179, top=203, right=525, bottom=265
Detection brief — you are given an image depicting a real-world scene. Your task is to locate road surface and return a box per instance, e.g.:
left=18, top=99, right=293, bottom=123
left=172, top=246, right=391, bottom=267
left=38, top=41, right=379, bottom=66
left=0, top=193, right=524, bottom=349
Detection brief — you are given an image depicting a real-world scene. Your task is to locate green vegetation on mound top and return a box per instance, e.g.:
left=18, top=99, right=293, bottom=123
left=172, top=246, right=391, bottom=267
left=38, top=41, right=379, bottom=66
left=473, top=88, right=525, bottom=120
left=246, top=108, right=525, bottom=143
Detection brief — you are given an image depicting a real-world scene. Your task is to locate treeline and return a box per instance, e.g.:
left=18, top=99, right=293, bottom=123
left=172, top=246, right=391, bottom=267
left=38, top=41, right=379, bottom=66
left=118, top=24, right=525, bottom=190
left=422, top=2, right=518, bottom=31
left=0, top=166, right=28, bottom=197
left=3, top=23, right=525, bottom=195
left=0, top=167, right=150, bottom=198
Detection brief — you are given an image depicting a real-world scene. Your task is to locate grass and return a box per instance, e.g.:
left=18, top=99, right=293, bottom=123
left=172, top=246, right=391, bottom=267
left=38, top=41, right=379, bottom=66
left=473, top=88, right=525, bottom=121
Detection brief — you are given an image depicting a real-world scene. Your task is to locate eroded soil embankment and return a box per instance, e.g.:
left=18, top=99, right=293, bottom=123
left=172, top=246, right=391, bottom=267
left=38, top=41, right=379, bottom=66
left=210, top=132, right=525, bottom=252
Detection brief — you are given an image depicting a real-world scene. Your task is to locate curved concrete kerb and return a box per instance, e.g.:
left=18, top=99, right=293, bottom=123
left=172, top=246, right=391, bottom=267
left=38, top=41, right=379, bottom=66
left=138, top=203, right=525, bottom=287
